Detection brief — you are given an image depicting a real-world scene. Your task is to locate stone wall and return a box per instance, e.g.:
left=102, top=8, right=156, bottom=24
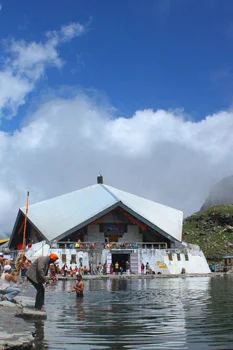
left=139, top=247, right=210, bottom=274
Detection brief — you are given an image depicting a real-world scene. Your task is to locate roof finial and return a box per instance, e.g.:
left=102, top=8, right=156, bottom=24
left=97, top=173, right=104, bottom=184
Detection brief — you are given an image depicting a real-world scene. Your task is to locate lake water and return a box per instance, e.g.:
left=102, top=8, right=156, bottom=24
left=23, top=276, right=233, bottom=350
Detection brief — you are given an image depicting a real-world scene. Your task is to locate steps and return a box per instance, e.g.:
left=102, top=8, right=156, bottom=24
left=130, top=252, right=139, bottom=274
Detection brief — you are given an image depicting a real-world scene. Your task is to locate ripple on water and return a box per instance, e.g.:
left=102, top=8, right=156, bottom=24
left=22, top=276, right=233, bottom=350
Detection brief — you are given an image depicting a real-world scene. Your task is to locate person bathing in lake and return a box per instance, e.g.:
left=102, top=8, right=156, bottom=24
left=68, top=274, right=84, bottom=297
left=49, top=263, right=58, bottom=282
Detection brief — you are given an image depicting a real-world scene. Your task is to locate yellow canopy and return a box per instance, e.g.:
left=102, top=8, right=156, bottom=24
left=0, top=238, right=9, bottom=244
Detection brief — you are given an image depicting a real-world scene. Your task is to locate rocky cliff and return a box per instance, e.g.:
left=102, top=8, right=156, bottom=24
left=183, top=205, right=233, bottom=262
left=200, top=175, right=233, bottom=211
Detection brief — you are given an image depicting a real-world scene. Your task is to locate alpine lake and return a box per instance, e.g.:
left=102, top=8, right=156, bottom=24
left=20, top=275, right=233, bottom=350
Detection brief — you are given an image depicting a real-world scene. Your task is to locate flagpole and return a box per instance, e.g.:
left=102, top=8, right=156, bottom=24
left=22, top=191, right=29, bottom=256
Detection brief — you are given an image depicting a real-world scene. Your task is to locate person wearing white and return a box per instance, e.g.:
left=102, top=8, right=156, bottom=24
left=0, top=265, right=20, bottom=302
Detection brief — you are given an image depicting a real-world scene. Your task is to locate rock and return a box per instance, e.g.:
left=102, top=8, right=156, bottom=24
left=14, top=296, right=35, bottom=308
left=0, top=300, right=18, bottom=308
left=226, top=225, right=233, bottom=233
left=0, top=331, right=34, bottom=349
left=16, top=307, right=47, bottom=320
left=0, top=305, right=34, bottom=349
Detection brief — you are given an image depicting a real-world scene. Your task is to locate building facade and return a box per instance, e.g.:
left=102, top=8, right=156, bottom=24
left=8, top=179, right=210, bottom=274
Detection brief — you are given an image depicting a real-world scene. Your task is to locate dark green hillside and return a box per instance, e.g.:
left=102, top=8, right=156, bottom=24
left=183, top=205, right=233, bottom=262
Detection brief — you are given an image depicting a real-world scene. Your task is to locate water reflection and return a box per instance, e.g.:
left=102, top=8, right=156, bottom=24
left=22, top=276, right=233, bottom=350
left=33, top=320, right=48, bottom=350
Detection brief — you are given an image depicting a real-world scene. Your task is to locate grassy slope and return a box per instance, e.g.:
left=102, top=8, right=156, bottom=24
left=183, top=205, right=233, bottom=262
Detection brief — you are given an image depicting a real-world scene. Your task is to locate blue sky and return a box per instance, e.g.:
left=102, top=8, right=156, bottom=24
left=1, top=0, right=233, bottom=234
left=1, top=0, right=233, bottom=132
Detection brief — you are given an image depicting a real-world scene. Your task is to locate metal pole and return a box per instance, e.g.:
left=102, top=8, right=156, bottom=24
left=22, top=191, right=29, bottom=257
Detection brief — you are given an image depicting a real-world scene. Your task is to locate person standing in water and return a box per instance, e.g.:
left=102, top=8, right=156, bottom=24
left=26, top=253, right=59, bottom=311
left=68, top=274, right=84, bottom=297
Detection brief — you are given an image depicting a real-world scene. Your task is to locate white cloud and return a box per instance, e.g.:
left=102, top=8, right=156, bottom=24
left=46, top=22, right=86, bottom=45
left=0, top=22, right=86, bottom=119
left=0, top=21, right=232, bottom=237
left=0, top=93, right=233, bottom=235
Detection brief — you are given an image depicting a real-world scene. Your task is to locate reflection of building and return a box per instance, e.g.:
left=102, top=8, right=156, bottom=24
left=8, top=176, right=210, bottom=274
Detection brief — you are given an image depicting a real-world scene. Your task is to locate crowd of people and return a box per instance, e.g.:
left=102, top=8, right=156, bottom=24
left=0, top=251, right=88, bottom=311
left=60, top=262, right=107, bottom=276
left=1, top=249, right=156, bottom=312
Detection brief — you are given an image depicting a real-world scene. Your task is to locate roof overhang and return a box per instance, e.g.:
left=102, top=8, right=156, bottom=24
left=9, top=210, right=22, bottom=248
left=46, top=201, right=180, bottom=243
left=0, top=239, right=9, bottom=244
left=119, top=202, right=180, bottom=243
left=9, top=209, right=48, bottom=248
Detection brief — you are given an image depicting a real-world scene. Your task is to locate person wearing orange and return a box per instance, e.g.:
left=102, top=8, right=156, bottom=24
left=26, top=253, right=59, bottom=311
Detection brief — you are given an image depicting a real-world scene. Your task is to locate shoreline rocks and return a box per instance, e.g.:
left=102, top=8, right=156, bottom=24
left=0, top=297, right=36, bottom=350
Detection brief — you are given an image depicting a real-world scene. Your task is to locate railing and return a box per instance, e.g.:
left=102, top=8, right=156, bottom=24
left=103, top=242, right=168, bottom=249
left=54, top=242, right=97, bottom=249
left=53, top=241, right=168, bottom=250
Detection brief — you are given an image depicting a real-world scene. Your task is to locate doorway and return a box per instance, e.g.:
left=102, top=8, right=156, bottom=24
left=112, top=253, right=130, bottom=272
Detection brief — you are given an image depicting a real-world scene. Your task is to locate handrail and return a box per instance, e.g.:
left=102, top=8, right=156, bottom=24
left=54, top=242, right=97, bottom=249
left=52, top=241, right=168, bottom=249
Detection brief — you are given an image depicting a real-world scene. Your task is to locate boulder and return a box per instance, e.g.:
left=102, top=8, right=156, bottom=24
left=0, top=305, right=34, bottom=349
left=16, top=307, right=47, bottom=319
left=14, top=296, right=35, bottom=308
left=0, top=301, right=18, bottom=308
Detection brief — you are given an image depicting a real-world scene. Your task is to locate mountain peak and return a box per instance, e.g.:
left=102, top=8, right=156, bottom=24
left=200, top=175, right=233, bottom=212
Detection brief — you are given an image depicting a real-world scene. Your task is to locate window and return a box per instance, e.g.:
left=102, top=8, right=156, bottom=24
left=168, top=253, right=173, bottom=261
left=71, top=254, right=76, bottom=263
left=62, top=254, right=66, bottom=263
left=177, top=253, right=181, bottom=261
left=185, top=254, right=189, bottom=261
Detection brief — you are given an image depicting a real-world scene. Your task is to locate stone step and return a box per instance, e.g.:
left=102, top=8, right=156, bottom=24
left=16, top=307, right=47, bottom=319
left=0, top=300, right=18, bottom=308
left=14, top=296, right=35, bottom=308
left=0, top=331, right=34, bottom=350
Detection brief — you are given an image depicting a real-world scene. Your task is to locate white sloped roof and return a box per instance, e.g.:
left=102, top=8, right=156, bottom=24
left=20, top=184, right=183, bottom=242
left=104, top=185, right=183, bottom=242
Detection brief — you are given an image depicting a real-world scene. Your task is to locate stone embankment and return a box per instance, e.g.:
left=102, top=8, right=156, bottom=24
left=0, top=296, right=44, bottom=350
left=58, top=272, right=213, bottom=281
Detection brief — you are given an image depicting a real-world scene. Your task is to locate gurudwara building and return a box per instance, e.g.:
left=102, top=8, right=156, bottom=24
left=8, top=176, right=210, bottom=274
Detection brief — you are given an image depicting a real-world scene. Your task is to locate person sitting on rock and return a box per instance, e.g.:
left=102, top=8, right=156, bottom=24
left=0, top=265, right=20, bottom=302
left=0, top=252, right=4, bottom=275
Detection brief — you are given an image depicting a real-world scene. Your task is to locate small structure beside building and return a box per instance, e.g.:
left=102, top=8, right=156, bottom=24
left=8, top=177, right=210, bottom=275
left=223, top=255, right=233, bottom=272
